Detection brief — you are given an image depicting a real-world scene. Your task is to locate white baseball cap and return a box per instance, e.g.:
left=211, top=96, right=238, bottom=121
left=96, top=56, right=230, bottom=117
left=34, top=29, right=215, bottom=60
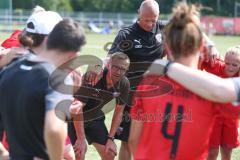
left=26, top=11, right=62, bottom=35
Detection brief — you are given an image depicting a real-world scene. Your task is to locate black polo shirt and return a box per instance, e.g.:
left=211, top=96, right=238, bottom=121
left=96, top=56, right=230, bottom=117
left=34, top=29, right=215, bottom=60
left=75, top=69, right=130, bottom=122
left=0, top=54, right=73, bottom=159
left=108, top=21, right=165, bottom=85
left=109, top=21, right=165, bottom=62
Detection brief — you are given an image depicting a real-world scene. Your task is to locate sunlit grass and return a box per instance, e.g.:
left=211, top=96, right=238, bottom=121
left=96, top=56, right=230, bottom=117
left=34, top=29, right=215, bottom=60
left=1, top=32, right=240, bottom=160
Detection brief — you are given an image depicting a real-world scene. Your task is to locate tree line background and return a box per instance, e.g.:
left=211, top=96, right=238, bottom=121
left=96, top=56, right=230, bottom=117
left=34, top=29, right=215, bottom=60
left=2, top=0, right=240, bottom=16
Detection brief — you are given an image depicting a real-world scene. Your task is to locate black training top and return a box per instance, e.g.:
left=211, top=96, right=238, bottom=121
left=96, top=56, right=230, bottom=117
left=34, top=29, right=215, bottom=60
left=75, top=69, right=130, bottom=122
left=0, top=54, right=73, bottom=160
left=108, top=21, right=165, bottom=86
left=109, top=21, right=165, bottom=62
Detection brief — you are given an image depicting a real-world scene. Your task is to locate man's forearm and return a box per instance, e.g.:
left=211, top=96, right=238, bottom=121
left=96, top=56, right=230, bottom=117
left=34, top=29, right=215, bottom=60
left=69, top=100, right=86, bottom=141
left=129, top=119, right=143, bottom=156
left=109, top=105, right=124, bottom=137
left=73, top=113, right=86, bottom=140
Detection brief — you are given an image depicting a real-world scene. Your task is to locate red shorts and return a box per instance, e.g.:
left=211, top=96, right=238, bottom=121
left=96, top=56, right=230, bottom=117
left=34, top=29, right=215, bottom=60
left=209, top=116, right=239, bottom=149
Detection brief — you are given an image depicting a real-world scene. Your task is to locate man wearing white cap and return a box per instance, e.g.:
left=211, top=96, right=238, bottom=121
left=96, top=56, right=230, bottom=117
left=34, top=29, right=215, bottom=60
left=19, top=9, right=62, bottom=56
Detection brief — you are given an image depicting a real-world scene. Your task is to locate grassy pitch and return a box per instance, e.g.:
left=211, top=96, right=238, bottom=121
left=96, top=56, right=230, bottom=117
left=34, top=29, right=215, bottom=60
left=1, top=32, right=240, bottom=159
left=83, top=34, right=240, bottom=160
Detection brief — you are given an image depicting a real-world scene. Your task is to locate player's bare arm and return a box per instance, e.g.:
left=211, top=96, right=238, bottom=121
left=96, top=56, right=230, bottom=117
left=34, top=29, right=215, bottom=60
left=106, top=104, right=126, bottom=155
left=129, top=119, right=144, bottom=156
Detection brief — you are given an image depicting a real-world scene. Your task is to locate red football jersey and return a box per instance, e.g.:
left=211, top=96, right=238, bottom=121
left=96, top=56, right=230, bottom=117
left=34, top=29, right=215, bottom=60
left=200, top=59, right=239, bottom=78
left=1, top=30, right=22, bottom=48
left=200, top=59, right=226, bottom=77
left=131, top=75, right=240, bottom=160
left=202, top=59, right=240, bottom=148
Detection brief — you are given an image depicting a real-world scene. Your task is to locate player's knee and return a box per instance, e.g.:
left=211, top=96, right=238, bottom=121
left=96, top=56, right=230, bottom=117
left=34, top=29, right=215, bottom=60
left=207, top=148, right=219, bottom=160
left=103, top=153, right=115, bottom=160
left=221, top=146, right=232, bottom=159
left=221, top=145, right=233, bottom=152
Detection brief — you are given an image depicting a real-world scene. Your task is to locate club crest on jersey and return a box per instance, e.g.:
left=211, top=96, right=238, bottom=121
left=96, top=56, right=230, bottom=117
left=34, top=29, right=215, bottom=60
left=155, top=33, right=162, bottom=43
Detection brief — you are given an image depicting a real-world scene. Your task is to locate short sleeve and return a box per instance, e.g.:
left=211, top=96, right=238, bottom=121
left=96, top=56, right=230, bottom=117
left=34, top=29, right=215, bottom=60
left=45, top=71, right=74, bottom=112
left=116, top=78, right=130, bottom=105
left=45, top=89, right=73, bottom=112
left=108, top=30, right=126, bottom=55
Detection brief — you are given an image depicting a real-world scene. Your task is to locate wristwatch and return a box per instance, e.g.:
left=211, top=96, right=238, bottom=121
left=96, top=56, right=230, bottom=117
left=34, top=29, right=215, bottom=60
left=107, top=135, right=115, bottom=141
left=164, top=61, right=173, bottom=75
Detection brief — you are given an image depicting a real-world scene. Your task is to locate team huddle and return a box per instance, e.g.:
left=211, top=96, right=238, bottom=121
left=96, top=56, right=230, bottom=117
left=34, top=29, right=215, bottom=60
left=0, top=0, right=240, bottom=160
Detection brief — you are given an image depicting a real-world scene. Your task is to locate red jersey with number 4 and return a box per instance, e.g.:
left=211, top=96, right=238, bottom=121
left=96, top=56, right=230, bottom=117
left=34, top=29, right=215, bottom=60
left=131, top=75, right=240, bottom=160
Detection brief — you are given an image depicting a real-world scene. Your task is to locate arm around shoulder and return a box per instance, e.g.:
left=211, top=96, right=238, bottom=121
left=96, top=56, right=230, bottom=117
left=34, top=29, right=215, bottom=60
left=167, top=63, right=238, bottom=103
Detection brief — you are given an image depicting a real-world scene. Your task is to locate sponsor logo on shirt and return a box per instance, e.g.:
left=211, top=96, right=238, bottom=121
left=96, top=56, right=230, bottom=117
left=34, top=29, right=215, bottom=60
left=134, top=39, right=142, bottom=48
left=155, top=33, right=162, bottom=43
left=134, top=39, right=141, bottom=44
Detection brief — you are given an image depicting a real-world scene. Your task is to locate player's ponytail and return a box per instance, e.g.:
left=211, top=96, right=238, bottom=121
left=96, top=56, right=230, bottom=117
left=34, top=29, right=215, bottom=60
left=164, top=2, right=203, bottom=59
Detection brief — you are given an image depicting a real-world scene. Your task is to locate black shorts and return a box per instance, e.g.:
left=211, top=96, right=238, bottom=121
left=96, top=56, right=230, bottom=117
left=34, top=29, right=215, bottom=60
left=68, top=120, right=108, bottom=145
left=114, top=107, right=131, bottom=142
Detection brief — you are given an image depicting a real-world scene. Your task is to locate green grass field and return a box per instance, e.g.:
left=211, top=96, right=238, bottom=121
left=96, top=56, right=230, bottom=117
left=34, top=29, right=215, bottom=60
left=1, top=32, right=240, bottom=160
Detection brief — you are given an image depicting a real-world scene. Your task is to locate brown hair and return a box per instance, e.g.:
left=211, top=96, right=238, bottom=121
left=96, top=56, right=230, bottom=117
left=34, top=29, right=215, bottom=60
left=47, top=18, right=86, bottom=52
left=18, top=29, right=46, bottom=48
left=164, top=2, right=203, bottom=59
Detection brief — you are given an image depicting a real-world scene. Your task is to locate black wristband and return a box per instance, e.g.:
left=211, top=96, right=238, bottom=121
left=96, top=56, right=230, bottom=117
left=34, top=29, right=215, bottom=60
left=107, top=135, right=114, bottom=141
left=164, top=61, right=173, bottom=75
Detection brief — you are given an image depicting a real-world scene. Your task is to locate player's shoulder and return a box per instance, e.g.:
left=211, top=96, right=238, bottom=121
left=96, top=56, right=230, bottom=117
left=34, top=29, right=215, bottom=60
left=142, top=75, right=172, bottom=84
left=117, top=23, right=137, bottom=36
left=139, top=75, right=173, bottom=90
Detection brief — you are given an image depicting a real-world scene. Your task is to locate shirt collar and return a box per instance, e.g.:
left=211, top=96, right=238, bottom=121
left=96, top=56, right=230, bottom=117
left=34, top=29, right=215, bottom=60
left=134, top=22, right=156, bottom=34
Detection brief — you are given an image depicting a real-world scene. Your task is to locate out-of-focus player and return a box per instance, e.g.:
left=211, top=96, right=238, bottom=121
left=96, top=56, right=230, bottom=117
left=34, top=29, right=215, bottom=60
left=200, top=46, right=240, bottom=160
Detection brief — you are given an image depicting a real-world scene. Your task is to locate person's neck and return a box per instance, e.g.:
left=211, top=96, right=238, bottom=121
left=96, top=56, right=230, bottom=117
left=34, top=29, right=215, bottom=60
left=31, top=45, right=45, bottom=56
left=174, top=53, right=199, bottom=69
left=39, top=50, right=75, bottom=67
left=136, top=21, right=147, bottom=32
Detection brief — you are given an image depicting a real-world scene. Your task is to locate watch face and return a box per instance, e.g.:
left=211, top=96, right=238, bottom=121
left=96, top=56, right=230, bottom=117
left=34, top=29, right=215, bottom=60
left=113, top=92, right=120, bottom=98
left=108, top=135, right=115, bottom=141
